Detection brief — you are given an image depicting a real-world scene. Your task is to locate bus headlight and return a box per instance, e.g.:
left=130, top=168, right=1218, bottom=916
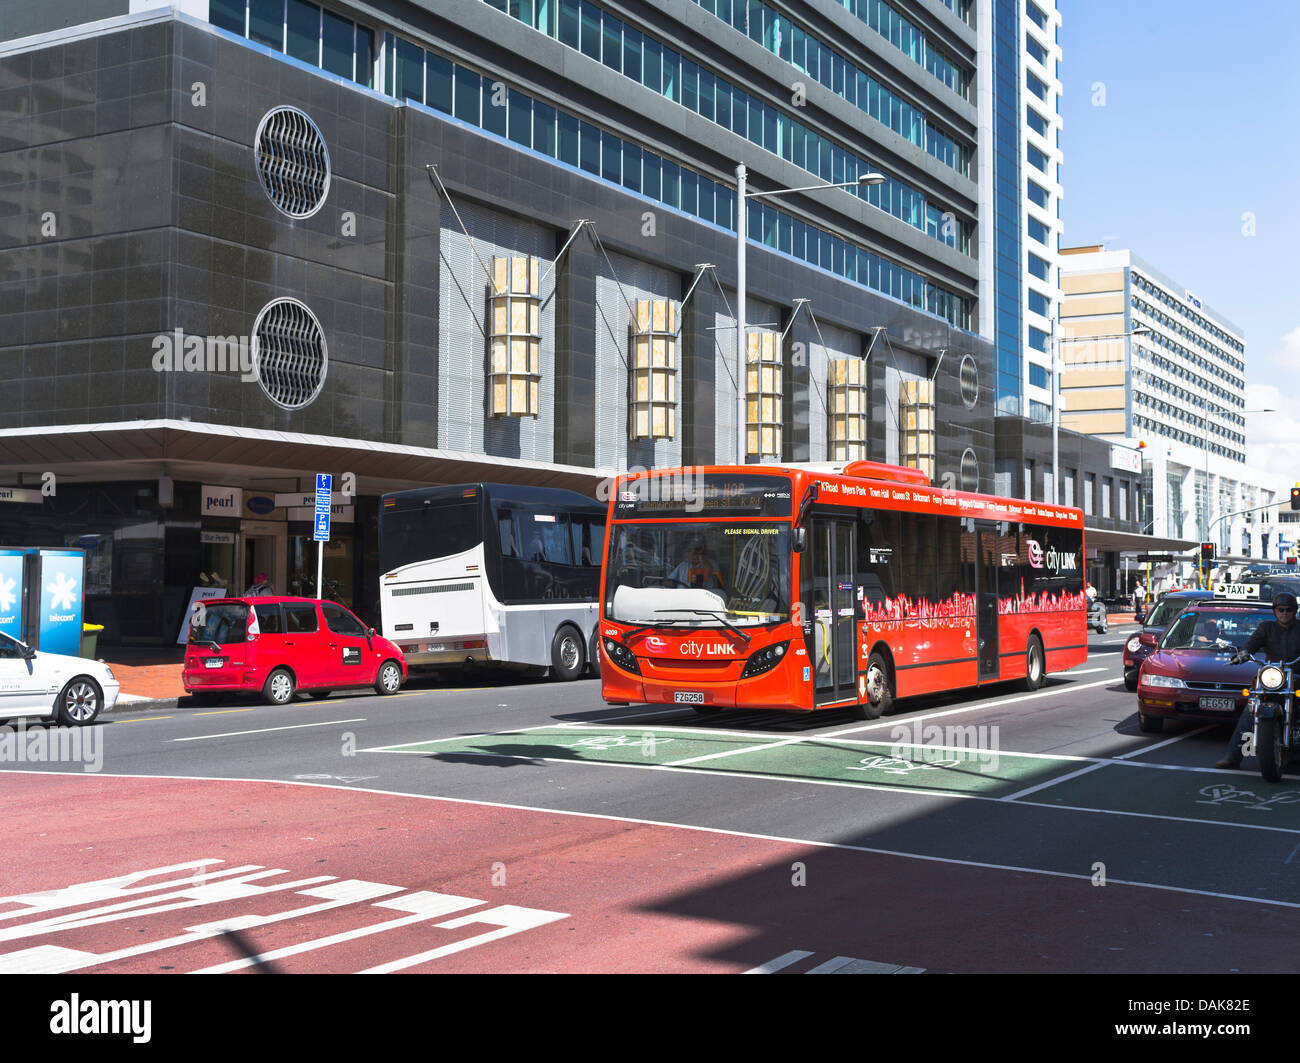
left=741, top=641, right=790, bottom=679
left=1259, top=666, right=1286, bottom=690
left=603, top=639, right=641, bottom=675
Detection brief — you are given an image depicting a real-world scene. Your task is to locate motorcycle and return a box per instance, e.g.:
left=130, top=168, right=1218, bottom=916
left=1241, top=652, right=1300, bottom=783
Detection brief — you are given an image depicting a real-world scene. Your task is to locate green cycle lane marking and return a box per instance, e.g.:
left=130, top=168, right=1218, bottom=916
left=1015, top=763, right=1300, bottom=832
left=371, top=725, right=1300, bottom=832
left=371, top=727, right=1083, bottom=797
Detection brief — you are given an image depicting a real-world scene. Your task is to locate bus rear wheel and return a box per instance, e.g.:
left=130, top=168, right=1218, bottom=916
left=550, top=626, right=586, bottom=681
left=851, top=651, right=893, bottom=720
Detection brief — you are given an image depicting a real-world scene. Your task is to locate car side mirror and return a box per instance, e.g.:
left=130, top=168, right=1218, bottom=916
left=21, top=645, right=36, bottom=661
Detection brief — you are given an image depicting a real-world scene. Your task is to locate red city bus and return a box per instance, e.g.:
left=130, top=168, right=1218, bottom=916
left=598, top=461, right=1087, bottom=717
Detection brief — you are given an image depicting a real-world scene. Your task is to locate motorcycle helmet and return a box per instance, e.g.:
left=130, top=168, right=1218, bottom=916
left=1273, top=591, right=1298, bottom=614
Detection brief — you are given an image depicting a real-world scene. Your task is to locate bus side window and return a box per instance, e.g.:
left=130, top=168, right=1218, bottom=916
left=857, top=510, right=899, bottom=604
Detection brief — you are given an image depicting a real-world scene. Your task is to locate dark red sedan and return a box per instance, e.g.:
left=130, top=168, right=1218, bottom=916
left=1135, top=602, right=1272, bottom=733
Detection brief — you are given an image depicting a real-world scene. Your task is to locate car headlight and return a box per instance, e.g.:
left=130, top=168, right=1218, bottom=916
left=102, top=667, right=115, bottom=681
left=1259, top=666, right=1286, bottom=690
left=1142, top=674, right=1186, bottom=689
left=1126, top=637, right=1141, bottom=653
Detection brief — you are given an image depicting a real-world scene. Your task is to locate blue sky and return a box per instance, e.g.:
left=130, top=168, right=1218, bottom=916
left=1060, top=0, right=1300, bottom=488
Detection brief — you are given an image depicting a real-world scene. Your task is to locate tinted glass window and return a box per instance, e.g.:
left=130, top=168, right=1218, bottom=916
left=856, top=509, right=899, bottom=605
left=253, top=602, right=285, bottom=634
left=283, top=603, right=320, bottom=633
left=380, top=500, right=482, bottom=573
left=189, top=603, right=248, bottom=645
left=323, top=603, right=368, bottom=636
left=0, top=633, right=23, bottom=659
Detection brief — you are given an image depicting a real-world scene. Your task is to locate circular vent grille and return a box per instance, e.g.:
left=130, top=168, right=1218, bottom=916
left=252, top=299, right=328, bottom=410
left=960, top=448, right=979, bottom=492
left=254, top=107, right=331, bottom=218
left=960, top=355, right=979, bottom=408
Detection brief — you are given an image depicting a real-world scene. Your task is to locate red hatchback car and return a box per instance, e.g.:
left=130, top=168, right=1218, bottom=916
left=1135, top=601, right=1271, bottom=733
left=184, top=597, right=407, bottom=704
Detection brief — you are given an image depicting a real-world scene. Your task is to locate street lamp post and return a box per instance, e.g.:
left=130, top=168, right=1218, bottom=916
left=735, top=164, right=885, bottom=463
left=1050, top=322, right=1151, bottom=505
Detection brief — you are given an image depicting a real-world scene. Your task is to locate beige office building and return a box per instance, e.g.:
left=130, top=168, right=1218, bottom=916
left=1058, top=246, right=1278, bottom=566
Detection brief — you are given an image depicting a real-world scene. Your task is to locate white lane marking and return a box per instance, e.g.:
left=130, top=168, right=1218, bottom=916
left=999, top=762, right=1109, bottom=801
left=563, top=707, right=694, bottom=725
left=744, top=950, right=813, bottom=973
left=192, top=891, right=486, bottom=974
left=16, top=770, right=1300, bottom=909
left=835, top=678, right=1119, bottom=734
left=360, top=904, right=569, bottom=974
left=1, top=879, right=406, bottom=973
left=170, top=718, right=367, bottom=742
left=1113, top=725, right=1214, bottom=760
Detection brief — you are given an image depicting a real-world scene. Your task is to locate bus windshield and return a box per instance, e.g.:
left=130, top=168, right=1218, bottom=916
left=604, top=522, right=791, bottom=627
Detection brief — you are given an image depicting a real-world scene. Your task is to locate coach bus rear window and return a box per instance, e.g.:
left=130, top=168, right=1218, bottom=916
left=380, top=501, right=480, bottom=573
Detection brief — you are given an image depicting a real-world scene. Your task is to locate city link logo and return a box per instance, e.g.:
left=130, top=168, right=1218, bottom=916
left=0, top=720, right=103, bottom=773
left=151, top=329, right=257, bottom=382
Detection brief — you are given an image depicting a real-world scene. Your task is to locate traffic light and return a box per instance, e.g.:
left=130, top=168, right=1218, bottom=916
left=1291, top=486, right=1300, bottom=511
left=1200, top=542, right=1214, bottom=568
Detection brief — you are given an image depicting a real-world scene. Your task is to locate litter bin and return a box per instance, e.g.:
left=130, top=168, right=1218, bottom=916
left=81, top=623, right=104, bottom=659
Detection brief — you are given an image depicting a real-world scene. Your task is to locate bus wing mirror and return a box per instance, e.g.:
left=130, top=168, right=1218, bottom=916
left=793, top=527, right=807, bottom=553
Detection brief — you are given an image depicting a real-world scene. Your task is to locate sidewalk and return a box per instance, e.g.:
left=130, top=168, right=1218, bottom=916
left=99, top=647, right=186, bottom=703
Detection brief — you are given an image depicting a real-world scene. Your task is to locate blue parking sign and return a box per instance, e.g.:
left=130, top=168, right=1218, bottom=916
left=314, top=474, right=332, bottom=542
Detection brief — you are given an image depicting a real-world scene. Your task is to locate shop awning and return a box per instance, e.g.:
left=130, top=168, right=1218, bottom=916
left=0, top=419, right=617, bottom=497
left=1084, top=526, right=1200, bottom=555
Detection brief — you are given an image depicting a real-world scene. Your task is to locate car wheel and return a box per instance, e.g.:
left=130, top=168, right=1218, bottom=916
left=1123, top=672, right=1138, bottom=692
left=1023, top=635, right=1046, bottom=692
left=1138, top=711, right=1164, bottom=734
left=374, top=660, right=403, bottom=696
left=850, top=651, right=893, bottom=720
left=54, top=677, right=103, bottom=726
left=1098, top=621, right=1108, bottom=634
left=262, top=668, right=295, bottom=706
left=550, top=626, right=585, bottom=682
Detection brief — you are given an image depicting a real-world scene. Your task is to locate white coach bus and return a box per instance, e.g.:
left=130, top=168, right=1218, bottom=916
left=379, top=483, right=606, bottom=680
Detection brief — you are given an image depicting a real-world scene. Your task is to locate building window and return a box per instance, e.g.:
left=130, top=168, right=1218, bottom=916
left=1064, top=469, right=1076, bottom=508
left=488, top=256, right=542, bottom=418
left=828, top=358, right=868, bottom=460
left=899, top=379, right=935, bottom=482
left=1023, top=460, right=1034, bottom=500
left=745, top=330, right=783, bottom=458
left=1083, top=472, right=1095, bottom=516
left=628, top=299, right=678, bottom=440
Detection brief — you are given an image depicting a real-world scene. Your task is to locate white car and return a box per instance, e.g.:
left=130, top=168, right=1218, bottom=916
left=0, top=631, right=119, bottom=725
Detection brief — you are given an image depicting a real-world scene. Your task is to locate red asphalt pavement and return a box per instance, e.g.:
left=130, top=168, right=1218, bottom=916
left=1, top=771, right=1293, bottom=973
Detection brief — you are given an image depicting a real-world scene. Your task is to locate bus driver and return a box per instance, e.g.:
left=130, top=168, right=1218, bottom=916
left=669, top=540, right=725, bottom=592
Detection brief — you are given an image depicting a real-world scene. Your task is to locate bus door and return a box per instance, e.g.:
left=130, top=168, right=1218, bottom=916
left=804, top=517, right=857, bottom=705
left=975, top=525, right=1000, bottom=679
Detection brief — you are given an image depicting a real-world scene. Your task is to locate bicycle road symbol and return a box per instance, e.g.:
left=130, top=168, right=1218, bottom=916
left=847, top=755, right=964, bottom=777
left=553, top=734, right=676, bottom=752
left=1197, top=783, right=1300, bottom=812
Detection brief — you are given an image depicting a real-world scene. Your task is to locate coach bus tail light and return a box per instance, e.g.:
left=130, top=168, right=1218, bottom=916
left=741, top=641, right=790, bottom=679
left=603, top=638, right=641, bottom=675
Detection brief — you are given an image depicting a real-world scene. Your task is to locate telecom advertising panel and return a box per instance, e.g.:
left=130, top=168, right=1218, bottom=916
left=37, top=549, right=85, bottom=656
left=0, top=549, right=23, bottom=640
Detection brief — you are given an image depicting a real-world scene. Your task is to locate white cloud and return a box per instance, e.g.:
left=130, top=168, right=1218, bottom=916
left=1246, top=329, right=1300, bottom=494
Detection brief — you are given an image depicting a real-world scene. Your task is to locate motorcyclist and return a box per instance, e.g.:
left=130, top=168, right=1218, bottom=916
left=1217, top=591, right=1300, bottom=768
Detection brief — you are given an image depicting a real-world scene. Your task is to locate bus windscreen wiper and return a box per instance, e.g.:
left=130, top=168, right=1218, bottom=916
left=655, top=608, right=752, bottom=644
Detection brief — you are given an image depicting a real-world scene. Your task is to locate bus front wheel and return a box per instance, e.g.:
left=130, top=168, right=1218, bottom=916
left=550, top=626, right=586, bottom=681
